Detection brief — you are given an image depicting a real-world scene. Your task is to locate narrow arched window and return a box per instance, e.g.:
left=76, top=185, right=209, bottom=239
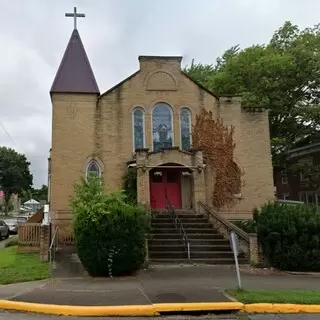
left=133, top=107, right=145, bottom=150
left=86, top=160, right=101, bottom=178
left=180, top=108, right=191, bottom=150
left=152, top=103, right=173, bottom=152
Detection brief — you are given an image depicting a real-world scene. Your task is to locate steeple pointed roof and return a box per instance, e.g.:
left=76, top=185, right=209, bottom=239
left=50, top=29, right=99, bottom=94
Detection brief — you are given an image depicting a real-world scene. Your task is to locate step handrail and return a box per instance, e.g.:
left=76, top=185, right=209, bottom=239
left=165, top=193, right=191, bottom=260
left=199, top=201, right=249, bottom=243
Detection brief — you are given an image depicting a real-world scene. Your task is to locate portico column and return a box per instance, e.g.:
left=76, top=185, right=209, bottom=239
left=191, top=149, right=206, bottom=212
left=136, top=148, right=150, bottom=209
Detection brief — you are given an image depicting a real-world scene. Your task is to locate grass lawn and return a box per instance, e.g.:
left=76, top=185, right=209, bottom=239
left=227, top=289, right=320, bottom=305
left=0, top=246, right=49, bottom=285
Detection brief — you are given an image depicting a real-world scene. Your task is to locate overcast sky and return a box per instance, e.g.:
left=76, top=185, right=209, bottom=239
left=0, top=0, right=319, bottom=188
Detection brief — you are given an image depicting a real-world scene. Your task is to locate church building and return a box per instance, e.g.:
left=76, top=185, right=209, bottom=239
left=48, top=21, right=274, bottom=225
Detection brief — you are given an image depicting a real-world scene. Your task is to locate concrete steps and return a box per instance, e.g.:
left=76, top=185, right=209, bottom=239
left=148, top=211, right=248, bottom=265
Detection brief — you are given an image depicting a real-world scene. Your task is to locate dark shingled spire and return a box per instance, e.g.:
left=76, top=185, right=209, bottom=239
left=50, top=29, right=99, bottom=94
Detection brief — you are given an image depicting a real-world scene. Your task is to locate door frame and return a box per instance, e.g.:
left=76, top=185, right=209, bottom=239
left=149, top=166, right=182, bottom=209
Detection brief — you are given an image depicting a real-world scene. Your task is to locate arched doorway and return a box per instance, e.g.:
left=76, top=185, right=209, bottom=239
left=149, top=163, right=185, bottom=209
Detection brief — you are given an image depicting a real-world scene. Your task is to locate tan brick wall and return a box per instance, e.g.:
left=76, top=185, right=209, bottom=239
left=50, top=93, right=98, bottom=221
left=50, top=56, right=274, bottom=221
left=210, top=98, right=275, bottom=218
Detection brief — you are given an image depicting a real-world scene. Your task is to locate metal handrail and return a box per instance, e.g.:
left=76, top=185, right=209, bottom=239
left=49, top=226, right=59, bottom=277
left=165, top=193, right=191, bottom=261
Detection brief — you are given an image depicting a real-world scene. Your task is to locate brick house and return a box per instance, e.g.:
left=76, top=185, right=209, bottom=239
left=274, top=142, right=320, bottom=205
left=48, top=26, right=274, bottom=226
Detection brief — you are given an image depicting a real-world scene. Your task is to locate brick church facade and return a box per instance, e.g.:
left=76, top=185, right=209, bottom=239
left=48, top=28, right=274, bottom=224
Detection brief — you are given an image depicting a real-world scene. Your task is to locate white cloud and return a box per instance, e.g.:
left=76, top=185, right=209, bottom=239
left=0, top=0, right=319, bottom=187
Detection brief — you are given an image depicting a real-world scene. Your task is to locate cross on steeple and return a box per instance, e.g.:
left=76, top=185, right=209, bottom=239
left=65, top=7, right=85, bottom=30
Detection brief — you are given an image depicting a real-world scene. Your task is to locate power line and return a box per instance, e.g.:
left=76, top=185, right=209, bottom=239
left=0, top=122, right=50, bottom=159
left=0, top=122, right=19, bottom=149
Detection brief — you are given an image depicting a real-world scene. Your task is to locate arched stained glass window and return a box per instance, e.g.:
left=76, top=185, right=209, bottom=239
left=152, top=103, right=173, bottom=152
left=133, top=107, right=145, bottom=150
left=180, top=108, right=191, bottom=150
left=86, top=160, right=101, bottom=178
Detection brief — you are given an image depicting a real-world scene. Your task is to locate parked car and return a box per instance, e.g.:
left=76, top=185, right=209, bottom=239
left=0, top=220, right=9, bottom=239
left=16, top=216, right=28, bottom=224
left=5, top=219, right=18, bottom=234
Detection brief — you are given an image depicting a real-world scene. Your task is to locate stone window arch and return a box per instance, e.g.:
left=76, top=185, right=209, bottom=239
left=132, top=107, right=146, bottom=151
left=180, top=107, right=192, bottom=150
left=152, top=102, right=173, bottom=152
left=86, top=160, right=102, bottom=178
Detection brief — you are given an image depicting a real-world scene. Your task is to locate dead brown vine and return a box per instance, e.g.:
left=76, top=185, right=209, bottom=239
left=192, top=108, right=243, bottom=209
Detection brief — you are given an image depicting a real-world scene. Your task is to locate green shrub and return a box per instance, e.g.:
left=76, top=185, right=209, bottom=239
left=71, top=176, right=148, bottom=277
left=232, top=219, right=257, bottom=233
left=123, top=167, right=137, bottom=204
left=256, top=202, right=320, bottom=271
left=4, top=238, right=18, bottom=248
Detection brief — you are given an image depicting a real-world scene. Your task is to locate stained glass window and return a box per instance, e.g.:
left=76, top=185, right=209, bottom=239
left=133, top=108, right=145, bottom=150
left=152, top=103, right=173, bottom=152
left=86, top=160, right=101, bottom=178
left=180, top=108, right=191, bottom=150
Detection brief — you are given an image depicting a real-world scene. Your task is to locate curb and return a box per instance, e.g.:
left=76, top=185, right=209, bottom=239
left=0, top=300, right=159, bottom=317
left=153, top=302, right=243, bottom=313
left=1, top=300, right=320, bottom=316
left=0, top=300, right=242, bottom=316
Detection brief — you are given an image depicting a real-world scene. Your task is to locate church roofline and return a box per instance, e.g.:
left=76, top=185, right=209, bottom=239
left=98, top=56, right=220, bottom=101
left=138, top=55, right=183, bottom=62
left=182, top=71, right=219, bottom=100
left=98, top=71, right=140, bottom=100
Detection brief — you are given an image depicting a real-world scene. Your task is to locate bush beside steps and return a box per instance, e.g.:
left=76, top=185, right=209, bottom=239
left=71, top=176, right=149, bottom=277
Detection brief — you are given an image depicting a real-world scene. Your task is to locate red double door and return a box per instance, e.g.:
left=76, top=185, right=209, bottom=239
left=150, top=169, right=181, bottom=209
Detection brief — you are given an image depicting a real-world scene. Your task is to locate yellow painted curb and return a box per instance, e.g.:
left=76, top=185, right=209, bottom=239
left=244, top=303, right=320, bottom=314
left=0, top=300, right=159, bottom=317
left=2, top=299, right=320, bottom=316
left=153, top=302, right=244, bottom=312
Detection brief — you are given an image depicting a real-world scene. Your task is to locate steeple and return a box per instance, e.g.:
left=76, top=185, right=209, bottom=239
left=50, top=8, right=99, bottom=94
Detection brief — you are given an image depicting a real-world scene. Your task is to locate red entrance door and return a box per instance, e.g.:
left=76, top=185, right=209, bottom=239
left=150, top=169, right=181, bottom=209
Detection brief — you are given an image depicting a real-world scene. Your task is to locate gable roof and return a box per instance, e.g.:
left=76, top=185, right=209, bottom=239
left=182, top=71, right=219, bottom=100
left=50, top=29, right=99, bottom=94
left=98, top=71, right=140, bottom=100
left=98, top=56, right=220, bottom=100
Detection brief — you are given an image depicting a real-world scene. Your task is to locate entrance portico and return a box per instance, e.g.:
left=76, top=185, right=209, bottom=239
left=135, top=147, right=206, bottom=211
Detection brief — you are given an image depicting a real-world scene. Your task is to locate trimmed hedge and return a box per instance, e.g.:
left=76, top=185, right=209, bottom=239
left=71, top=176, right=148, bottom=277
left=256, top=202, right=320, bottom=271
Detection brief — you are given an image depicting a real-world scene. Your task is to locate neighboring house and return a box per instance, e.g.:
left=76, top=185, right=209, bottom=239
left=23, top=199, right=41, bottom=212
left=48, top=25, right=274, bottom=225
left=274, top=142, right=320, bottom=205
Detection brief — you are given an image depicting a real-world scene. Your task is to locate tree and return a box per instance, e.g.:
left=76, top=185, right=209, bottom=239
left=184, top=21, right=320, bottom=167
left=21, top=185, right=48, bottom=203
left=0, top=147, right=33, bottom=213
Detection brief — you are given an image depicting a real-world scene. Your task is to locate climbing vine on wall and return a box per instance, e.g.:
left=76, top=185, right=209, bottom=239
left=122, top=167, right=137, bottom=204
left=192, top=108, right=243, bottom=209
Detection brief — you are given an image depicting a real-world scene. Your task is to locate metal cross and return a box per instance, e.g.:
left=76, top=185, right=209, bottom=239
left=65, top=7, right=85, bottom=30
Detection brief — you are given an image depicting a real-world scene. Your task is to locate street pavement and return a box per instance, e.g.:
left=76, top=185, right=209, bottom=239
left=1, top=266, right=320, bottom=318
left=1, top=265, right=320, bottom=305
left=1, top=312, right=320, bottom=319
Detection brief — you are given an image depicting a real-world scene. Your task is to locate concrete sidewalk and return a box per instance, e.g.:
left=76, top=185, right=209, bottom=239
left=1, top=265, right=320, bottom=306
